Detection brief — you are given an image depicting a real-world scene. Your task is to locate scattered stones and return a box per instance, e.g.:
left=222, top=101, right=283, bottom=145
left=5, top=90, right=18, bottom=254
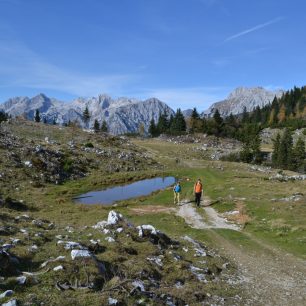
left=183, top=236, right=207, bottom=257
left=28, top=245, right=38, bottom=253
left=71, top=249, right=92, bottom=260
left=272, top=193, right=303, bottom=202
left=92, top=220, right=108, bottom=230
left=53, top=265, right=64, bottom=271
left=249, top=165, right=272, bottom=173
left=137, top=224, right=157, bottom=237
left=105, top=237, right=115, bottom=243
left=108, top=297, right=118, bottom=305
left=1, top=299, right=18, bottom=306
left=107, top=211, right=123, bottom=225
left=147, top=256, right=163, bottom=267
left=16, top=276, right=27, bottom=285
left=11, top=239, right=21, bottom=245
left=190, top=265, right=207, bottom=283
left=57, top=241, right=82, bottom=250
left=269, top=173, right=306, bottom=181
left=0, top=290, right=14, bottom=299
left=41, top=256, right=66, bottom=268
left=24, top=161, right=32, bottom=167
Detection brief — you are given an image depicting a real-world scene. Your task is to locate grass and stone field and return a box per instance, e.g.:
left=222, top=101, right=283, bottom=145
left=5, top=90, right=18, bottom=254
left=1, top=119, right=305, bottom=305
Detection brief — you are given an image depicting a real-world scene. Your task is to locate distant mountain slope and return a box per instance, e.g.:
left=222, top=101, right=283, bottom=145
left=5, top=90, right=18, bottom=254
left=203, top=87, right=284, bottom=117
left=0, top=94, right=174, bottom=135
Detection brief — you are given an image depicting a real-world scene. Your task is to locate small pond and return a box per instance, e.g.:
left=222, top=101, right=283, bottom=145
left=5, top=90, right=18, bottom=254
left=74, top=176, right=176, bottom=205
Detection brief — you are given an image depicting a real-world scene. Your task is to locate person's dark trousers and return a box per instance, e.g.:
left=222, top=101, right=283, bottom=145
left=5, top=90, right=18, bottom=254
left=195, top=192, right=201, bottom=206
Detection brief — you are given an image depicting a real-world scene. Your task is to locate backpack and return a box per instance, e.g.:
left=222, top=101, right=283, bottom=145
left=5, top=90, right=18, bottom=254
left=174, top=184, right=181, bottom=193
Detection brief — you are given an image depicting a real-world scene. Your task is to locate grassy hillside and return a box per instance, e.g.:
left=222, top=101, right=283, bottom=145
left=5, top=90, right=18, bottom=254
left=1, top=119, right=305, bottom=305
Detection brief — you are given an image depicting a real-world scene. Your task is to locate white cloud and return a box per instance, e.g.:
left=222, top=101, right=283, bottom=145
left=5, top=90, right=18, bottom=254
left=0, top=40, right=137, bottom=97
left=224, top=17, right=284, bottom=42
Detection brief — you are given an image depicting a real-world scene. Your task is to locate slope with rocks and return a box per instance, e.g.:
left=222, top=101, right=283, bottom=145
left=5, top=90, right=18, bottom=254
left=203, top=87, right=284, bottom=117
left=0, top=94, right=174, bottom=135
left=0, top=118, right=160, bottom=189
left=0, top=208, right=242, bottom=305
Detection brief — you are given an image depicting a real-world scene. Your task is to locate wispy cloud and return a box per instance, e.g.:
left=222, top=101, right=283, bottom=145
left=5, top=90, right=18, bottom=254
left=0, top=40, right=138, bottom=98
left=224, top=16, right=284, bottom=42
left=134, top=86, right=229, bottom=110
left=212, top=47, right=270, bottom=68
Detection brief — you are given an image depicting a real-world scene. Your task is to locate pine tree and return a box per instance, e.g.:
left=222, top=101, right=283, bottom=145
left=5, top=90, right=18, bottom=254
left=52, top=118, right=57, bottom=125
left=168, top=114, right=174, bottom=132
left=241, top=106, right=249, bottom=123
left=277, top=104, right=286, bottom=123
left=157, top=111, right=169, bottom=134
left=250, top=133, right=262, bottom=163
left=213, top=109, right=223, bottom=136
left=138, top=123, right=145, bottom=136
left=0, top=111, right=8, bottom=123
left=43, top=117, right=47, bottom=124
left=34, top=109, right=41, bottom=123
left=240, top=141, right=253, bottom=163
left=83, top=106, right=90, bottom=127
left=170, top=109, right=186, bottom=134
left=278, top=129, right=293, bottom=169
left=190, top=107, right=201, bottom=133
left=254, top=106, right=262, bottom=123
left=272, top=133, right=281, bottom=167
left=268, top=109, right=276, bottom=126
left=101, top=120, right=108, bottom=133
left=93, top=119, right=100, bottom=133
left=149, top=119, right=158, bottom=137
left=292, top=137, right=305, bottom=171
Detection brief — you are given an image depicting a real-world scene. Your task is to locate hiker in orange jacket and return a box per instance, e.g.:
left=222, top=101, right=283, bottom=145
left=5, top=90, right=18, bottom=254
left=194, top=178, right=203, bottom=207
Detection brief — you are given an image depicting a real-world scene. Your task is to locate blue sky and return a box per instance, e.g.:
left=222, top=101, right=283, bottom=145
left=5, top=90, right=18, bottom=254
left=0, top=0, right=306, bottom=110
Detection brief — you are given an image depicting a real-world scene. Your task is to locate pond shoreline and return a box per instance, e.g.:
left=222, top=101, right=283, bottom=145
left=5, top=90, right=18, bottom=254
left=74, top=176, right=176, bottom=205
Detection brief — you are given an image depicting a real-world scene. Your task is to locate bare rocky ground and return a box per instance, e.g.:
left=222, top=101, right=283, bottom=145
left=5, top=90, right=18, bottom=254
left=157, top=134, right=242, bottom=160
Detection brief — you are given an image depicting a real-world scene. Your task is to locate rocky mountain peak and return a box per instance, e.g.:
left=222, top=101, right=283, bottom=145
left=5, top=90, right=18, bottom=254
left=203, top=86, right=284, bottom=117
left=0, top=93, right=174, bottom=135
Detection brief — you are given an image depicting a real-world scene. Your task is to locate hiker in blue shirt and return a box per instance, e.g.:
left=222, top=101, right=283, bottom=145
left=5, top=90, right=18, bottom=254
left=173, top=181, right=181, bottom=205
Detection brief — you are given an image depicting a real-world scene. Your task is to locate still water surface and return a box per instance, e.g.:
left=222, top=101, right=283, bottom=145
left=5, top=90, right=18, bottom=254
left=74, top=176, right=176, bottom=205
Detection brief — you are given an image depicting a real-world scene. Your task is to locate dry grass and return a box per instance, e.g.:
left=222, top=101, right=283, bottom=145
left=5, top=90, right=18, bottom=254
left=129, top=205, right=175, bottom=215
left=225, top=201, right=252, bottom=228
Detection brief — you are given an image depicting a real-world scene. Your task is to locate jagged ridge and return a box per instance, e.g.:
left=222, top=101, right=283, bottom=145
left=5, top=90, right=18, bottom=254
left=0, top=94, right=174, bottom=135
left=202, top=87, right=284, bottom=117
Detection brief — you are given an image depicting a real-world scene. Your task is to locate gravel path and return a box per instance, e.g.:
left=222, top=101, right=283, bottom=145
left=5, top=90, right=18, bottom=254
left=176, top=198, right=240, bottom=231
left=176, top=198, right=306, bottom=306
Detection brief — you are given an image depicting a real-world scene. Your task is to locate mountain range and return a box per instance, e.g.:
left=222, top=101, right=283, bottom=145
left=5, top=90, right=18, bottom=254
left=0, top=87, right=284, bottom=135
left=0, top=94, right=174, bottom=135
left=202, top=87, right=284, bottom=117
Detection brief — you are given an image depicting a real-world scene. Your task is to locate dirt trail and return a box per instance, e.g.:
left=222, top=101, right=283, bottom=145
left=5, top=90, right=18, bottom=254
left=177, top=198, right=306, bottom=306
left=176, top=198, right=240, bottom=231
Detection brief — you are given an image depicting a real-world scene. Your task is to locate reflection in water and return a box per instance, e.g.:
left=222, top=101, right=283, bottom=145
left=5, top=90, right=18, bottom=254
left=74, top=176, right=176, bottom=205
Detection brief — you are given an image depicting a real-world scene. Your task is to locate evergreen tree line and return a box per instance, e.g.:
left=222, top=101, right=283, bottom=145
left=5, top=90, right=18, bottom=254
left=83, top=106, right=108, bottom=133
left=0, top=110, right=9, bottom=123
left=32, top=107, right=108, bottom=133
left=34, top=109, right=57, bottom=125
left=149, top=109, right=186, bottom=137
left=244, top=86, right=306, bottom=129
left=272, top=129, right=305, bottom=172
